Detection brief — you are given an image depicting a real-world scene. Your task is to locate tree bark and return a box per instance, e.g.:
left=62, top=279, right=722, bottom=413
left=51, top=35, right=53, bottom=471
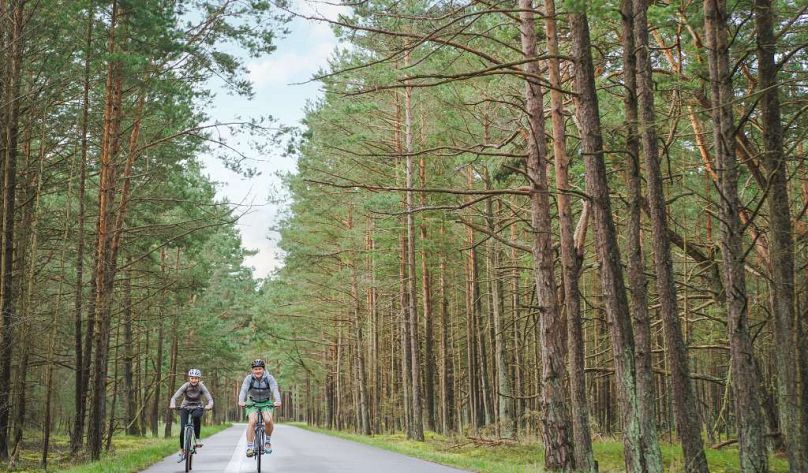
left=518, top=0, right=573, bottom=468
left=419, top=156, right=436, bottom=432
left=570, top=7, right=647, bottom=471
left=438, top=226, right=454, bottom=434
left=70, top=1, right=95, bottom=454
left=544, top=0, right=595, bottom=467
left=632, top=1, right=708, bottom=471
left=753, top=0, right=806, bottom=469
left=88, top=0, right=125, bottom=458
left=0, top=0, right=24, bottom=459
left=403, top=65, right=424, bottom=441
left=123, top=260, right=138, bottom=435
left=485, top=192, right=514, bottom=438
left=619, top=1, right=664, bottom=471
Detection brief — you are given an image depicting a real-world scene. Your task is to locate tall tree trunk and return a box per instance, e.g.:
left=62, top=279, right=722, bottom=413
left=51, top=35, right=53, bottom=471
left=106, top=324, right=121, bottom=451
left=123, top=260, right=138, bottom=435
left=570, top=6, right=647, bottom=471
left=485, top=193, right=513, bottom=438
left=753, top=0, right=806, bottom=469
left=463, top=171, right=484, bottom=430
left=632, top=1, right=708, bottom=471
left=438, top=225, right=454, bottom=434
left=518, top=0, right=573, bottom=468
left=403, top=64, right=424, bottom=441
left=398, top=234, right=413, bottom=435
left=419, top=156, right=436, bottom=432
left=151, top=248, right=166, bottom=438
left=10, top=117, right=45, bottom=466
left=88, top=0, right=125, bottom=458
left=71, top=0, right=95, bottom=455
left=0, top=0, right=24, bottom=459
left=164, top=250, right=181, bottom=438
left=348, top=208, right=372, bottom=435
left=544, top=0, right=595, bottom=467
left=620, top=1, right=663, bottom=471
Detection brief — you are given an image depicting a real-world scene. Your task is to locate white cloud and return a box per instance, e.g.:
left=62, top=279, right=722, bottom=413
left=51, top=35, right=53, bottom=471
left=247, top=43, right=333, bottom=88
left=297, top=0, right=350, bottom=22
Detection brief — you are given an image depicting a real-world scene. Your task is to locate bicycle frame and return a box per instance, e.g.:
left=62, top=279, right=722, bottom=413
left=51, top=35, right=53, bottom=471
left=255, top=410, right=265, bottom=472
left=178, top=406, right=201, bottom=472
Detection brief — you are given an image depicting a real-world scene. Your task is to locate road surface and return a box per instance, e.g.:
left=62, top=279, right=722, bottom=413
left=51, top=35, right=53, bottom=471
left=140, top=423, right=470, bottom=472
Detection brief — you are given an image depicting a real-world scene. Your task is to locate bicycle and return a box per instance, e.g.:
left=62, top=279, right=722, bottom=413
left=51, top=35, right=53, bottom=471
left=252, top=406, right=274, bottom=473
left=176, top=406, right=204, bottom=472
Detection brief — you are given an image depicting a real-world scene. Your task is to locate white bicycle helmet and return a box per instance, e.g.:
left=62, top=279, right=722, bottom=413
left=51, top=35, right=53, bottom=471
left=188, top=368, right=202, bottom=377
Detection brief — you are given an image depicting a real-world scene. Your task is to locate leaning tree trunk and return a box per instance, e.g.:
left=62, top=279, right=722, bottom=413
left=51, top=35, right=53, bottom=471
left=619, top=2, right=664, bottom=471
left=544, top=0, right=595, bottom=468
left=570, top=6, right=648, bottom=472
left=753, top=0, right=806, bottom=469
left=632, top=1, right=708, bottom=471
left=518, top=0, right=574, bottom=468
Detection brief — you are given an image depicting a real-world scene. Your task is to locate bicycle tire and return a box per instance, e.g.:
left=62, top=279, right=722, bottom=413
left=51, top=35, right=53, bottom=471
left=185, top=425, right=194, bottom=472
left=256, top=426, right=263, bottom=472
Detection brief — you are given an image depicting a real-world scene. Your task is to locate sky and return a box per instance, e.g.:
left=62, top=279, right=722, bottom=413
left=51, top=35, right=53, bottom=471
left=200, top=2, right=345, bottom=279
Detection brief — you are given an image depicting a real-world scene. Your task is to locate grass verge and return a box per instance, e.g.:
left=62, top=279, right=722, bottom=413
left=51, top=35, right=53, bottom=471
left=288, top=422, right=789, bottom=473
left=60, top=423, right=232, bottom=473
left=0, top=423, right=231, bottom=473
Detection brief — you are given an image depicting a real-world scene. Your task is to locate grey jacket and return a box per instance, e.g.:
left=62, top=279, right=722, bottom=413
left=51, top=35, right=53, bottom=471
left=238, top=373, right=280, bottom=403
left=170, top=382, right=214, bottom=409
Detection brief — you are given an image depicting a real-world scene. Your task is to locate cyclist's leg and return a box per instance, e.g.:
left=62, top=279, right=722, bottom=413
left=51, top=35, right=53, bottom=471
left=193, top=408, right=203, bottom=446
left=246, top=411, right=258, bottom=456
left=264, top=409, right=274, bottom=436
left=262, top=408, right=273, bottom=453
left=179, top=409, right=189, bottom=450
left=177, top=409, right=188, bottom=462
left=246, top=412, right=257, bottom=443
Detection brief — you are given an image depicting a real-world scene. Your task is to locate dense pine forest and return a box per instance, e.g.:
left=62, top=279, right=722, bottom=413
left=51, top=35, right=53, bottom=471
left=0, top=0, right=807, bottom=472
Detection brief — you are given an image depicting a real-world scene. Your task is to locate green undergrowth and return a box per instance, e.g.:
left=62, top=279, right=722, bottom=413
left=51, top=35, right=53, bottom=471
left=1, top=423, right=231, bottom=473
left=288, top=422, right=789, bottom=473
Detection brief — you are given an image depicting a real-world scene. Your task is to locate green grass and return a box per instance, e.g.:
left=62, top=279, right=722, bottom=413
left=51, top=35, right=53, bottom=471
left=0, top=423, right=231, bottom=473
left=61, top=423, right=231, bottom=473
left=288, top=422, right=790, bottom=473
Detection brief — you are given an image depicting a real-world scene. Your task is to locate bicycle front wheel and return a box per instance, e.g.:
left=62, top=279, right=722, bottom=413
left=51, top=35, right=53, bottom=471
left=256, top=428, right=263, bottom=472
left=185, top=426, right=194, bottom=472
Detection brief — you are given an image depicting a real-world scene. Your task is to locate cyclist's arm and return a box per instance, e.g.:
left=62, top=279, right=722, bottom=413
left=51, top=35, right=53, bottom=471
left=200, top=383, right=214, bottom=409
left=238, top=376, right=251, bottom=404
left=268, top=375, right=280, bottom=404
left=170, top=382, right=188, bottom=408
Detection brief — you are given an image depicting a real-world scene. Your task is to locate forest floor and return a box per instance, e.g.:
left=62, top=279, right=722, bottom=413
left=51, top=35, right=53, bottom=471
left=290, top=422, right=790, bottom=473
left=0, top=423, right=231, bottom=473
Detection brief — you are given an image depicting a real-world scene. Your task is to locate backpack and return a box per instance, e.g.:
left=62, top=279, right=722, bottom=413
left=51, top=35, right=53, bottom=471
left=247, top=374, right=272, bottom=401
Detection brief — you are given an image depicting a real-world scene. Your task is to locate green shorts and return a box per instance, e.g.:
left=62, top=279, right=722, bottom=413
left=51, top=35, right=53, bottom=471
left=245, top=400, right=275, bottom=418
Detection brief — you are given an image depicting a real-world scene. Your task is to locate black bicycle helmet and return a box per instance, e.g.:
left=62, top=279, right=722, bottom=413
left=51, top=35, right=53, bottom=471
left=251, top=359, right=266, bottom=368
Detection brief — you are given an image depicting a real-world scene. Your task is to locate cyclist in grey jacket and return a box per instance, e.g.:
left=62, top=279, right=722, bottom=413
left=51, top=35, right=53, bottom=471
left=238, top=359, right=281, bottom=457
left=169, top=368, right=213, bottom=462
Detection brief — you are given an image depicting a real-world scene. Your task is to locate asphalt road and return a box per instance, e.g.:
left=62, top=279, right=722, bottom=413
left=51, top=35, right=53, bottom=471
left=140, top=423, right=470, bottom=472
